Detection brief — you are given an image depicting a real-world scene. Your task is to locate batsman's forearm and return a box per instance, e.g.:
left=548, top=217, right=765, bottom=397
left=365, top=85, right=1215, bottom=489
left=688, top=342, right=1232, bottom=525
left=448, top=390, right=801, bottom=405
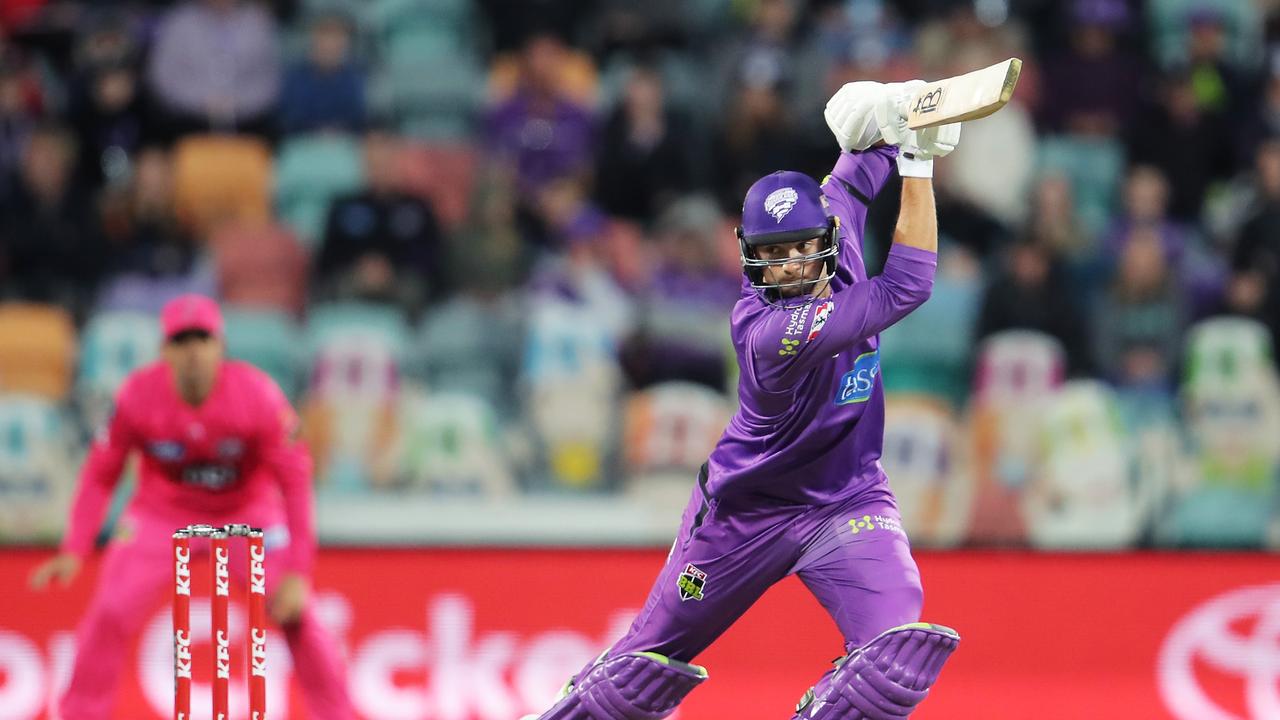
left=892, top=178, right=937, bottom=253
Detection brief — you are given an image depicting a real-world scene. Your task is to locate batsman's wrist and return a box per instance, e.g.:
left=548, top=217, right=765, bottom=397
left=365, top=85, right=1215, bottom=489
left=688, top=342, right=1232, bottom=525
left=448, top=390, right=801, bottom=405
left=896, top=151, right=933, bottom=178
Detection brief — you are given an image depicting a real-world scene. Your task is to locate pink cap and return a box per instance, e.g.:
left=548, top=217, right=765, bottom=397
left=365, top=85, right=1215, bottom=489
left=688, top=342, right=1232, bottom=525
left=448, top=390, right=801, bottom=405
left=160, top=294, right=224, bottom=340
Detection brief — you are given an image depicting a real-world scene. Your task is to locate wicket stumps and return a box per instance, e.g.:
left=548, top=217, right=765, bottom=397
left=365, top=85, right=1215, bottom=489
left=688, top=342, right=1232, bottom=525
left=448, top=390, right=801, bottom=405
left=173, top=523, right=267, bottom=720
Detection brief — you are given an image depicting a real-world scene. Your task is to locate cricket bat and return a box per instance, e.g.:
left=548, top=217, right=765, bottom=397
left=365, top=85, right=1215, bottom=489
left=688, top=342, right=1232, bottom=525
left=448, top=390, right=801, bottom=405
left=906, top=58, right=1023, bottom=130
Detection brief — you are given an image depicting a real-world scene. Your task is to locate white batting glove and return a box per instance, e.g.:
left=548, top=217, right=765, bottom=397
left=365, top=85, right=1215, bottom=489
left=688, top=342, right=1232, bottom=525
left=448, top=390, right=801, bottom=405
left=872, top=80, right=927, bottom=148
left=824, top=81, right=887, bottom=152
left=896, top=122, right=962, bottom=178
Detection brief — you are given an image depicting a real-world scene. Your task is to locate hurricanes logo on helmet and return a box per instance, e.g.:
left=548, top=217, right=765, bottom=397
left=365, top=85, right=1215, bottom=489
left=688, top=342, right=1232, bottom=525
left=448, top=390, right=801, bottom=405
left=764, top=187, right=799, bottom=223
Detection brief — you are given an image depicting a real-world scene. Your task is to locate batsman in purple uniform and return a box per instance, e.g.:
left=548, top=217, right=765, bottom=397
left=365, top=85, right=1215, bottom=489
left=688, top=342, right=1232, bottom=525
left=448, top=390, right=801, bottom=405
left=527, top=81, right=963, bottom=720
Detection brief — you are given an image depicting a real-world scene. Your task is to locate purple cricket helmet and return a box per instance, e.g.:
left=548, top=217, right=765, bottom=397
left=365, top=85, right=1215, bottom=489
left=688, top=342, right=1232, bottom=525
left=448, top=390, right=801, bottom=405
left=736, top=170, right=839, bottom=302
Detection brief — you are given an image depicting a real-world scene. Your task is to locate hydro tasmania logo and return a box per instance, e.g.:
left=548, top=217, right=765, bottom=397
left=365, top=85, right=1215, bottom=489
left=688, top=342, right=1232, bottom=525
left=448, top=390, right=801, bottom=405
left=677, top=563, right=708, bottom=602
left=834, top=350, right=880, bottom=405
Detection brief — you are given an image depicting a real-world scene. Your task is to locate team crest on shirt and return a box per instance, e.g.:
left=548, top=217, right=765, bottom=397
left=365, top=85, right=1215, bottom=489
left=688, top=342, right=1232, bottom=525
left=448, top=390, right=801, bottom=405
left=764, top=187, right=799, bottom=223
left=808, top=300, right=835, bottom=341
left=677, top=563, right=708, bottom=602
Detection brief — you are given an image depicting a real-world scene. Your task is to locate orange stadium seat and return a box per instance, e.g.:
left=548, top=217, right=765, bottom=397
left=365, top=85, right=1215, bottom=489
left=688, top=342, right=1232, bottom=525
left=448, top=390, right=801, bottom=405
left=396, top=142, right=477, bottom=231
left=486, top=48, right=598, bottom=107
left=172, top=135, right=273, bottom=235
left=0, top=303, right=77, bottom=401
left=209, top=221, right=309, bottom=317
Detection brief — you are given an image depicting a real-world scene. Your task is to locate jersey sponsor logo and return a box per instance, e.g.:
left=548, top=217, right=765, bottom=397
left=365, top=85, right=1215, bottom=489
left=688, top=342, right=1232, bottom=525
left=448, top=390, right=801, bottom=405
left=784, top=303, right=812, bottom=336
left=677, top=563, right=708, bottom=602
left=180, top=464, right=239, bottom=490
left=217, top=438, right=245, bottom=459
left=808, top=300, right=834, bottom=341
left=779, top=338, right=800, bottom=356
left=848, top=514, right=905, bottom=536
left=147, top=440, right=185, bottom=461
left=764, top=187, right=799, bottom=223
left=834, top=350, right=880, bottom=405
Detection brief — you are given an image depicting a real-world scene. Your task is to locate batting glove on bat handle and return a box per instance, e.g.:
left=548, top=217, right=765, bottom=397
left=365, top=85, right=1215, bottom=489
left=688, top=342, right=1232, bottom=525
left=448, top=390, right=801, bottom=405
left=897, top=123, right=962, bottom=178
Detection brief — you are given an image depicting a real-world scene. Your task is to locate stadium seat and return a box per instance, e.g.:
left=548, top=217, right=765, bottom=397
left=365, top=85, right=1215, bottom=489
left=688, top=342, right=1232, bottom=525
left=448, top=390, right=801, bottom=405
left=172, top=135, right=273, bottom=235
left=880, top=266, right=980, bottom=408
left=522, top=294, right=626, bottom=491
left=966, top=330, right=1068, bottom=545
left=210, top=221, right=309, bottom=317
left=377, top=55, right=484, bottom=142
left=222, top=306, right=304, bottom=398
left=1025, top=380, right=1147, bottom=549
left=0, top=303, right=76, bottom=401
left=413, top=296, right=522, bottom=413
left=971, top=329, right=1067, bottom=406
left=300, top=302, right=408, bottom=491
left=881, top=394, right=973, bottom=548
left=370, top=0, right=473, bottom=46
left=274, top=135, right=365, bottom=248
left=487, top=47, right=599, bottom=108
left=77, top=311, right=161, bottom=430
left=394, top=388, right=515, bottom=496
left=622, top=381, right=732, bottom=489
left=0, top=394, right=78, bottom=543
left=1166, top=317, right=1280, bottom=547
left=396, top=142, right=477, bottom=230
left=1146, top=0, right=1259, bottom=68
left=1037, top=134, right=1125, bottom=239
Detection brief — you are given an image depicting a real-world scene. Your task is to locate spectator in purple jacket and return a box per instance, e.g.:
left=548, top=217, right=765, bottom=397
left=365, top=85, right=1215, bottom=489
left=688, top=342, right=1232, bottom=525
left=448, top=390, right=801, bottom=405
left=483, top=32, right=596, bottom=205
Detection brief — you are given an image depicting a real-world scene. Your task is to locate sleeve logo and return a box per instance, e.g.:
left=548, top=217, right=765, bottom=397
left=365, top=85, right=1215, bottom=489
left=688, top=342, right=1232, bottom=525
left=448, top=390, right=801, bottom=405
left=677, top=563, right=708, bottom=601
left=808, top=300, right=835, bottom=341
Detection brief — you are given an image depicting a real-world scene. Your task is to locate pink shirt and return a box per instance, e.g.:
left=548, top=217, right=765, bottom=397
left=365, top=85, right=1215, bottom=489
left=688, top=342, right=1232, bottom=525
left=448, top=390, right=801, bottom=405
left=61, top=360, right=316, bottom=575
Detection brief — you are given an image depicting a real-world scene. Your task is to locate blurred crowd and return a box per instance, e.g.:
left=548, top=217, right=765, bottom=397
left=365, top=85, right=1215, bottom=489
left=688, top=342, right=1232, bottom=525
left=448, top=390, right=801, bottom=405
left=1, top=0, right=1280, bottom=549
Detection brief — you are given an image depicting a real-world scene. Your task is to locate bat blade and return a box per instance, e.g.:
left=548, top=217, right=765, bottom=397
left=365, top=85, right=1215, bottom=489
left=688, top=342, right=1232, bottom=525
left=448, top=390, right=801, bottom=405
left=906, top=58, right=1023, bottom=130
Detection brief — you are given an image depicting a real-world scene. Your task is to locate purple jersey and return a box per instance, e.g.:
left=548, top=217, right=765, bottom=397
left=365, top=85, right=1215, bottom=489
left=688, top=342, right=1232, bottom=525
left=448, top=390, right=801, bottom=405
left=707, top=148, right=938, bottom=505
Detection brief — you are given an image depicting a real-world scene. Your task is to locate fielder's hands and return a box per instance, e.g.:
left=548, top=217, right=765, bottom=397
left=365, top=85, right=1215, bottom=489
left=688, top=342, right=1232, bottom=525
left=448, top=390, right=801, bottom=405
left=29, top=552, right=82, bottom=590
left=270, top=572, right=310, bottom=626
left=873, top=82, right=961, bottom=178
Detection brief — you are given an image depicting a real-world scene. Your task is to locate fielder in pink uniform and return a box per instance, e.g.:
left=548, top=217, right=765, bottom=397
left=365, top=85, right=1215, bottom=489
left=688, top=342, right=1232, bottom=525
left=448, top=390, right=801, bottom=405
left=30, top=294, right=354, bottom=719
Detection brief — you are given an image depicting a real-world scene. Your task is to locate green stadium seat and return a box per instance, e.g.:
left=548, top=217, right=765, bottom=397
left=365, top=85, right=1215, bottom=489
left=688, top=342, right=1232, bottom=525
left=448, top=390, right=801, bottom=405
left=395, top=388, right=514, bottom=496
left=1170, top=317, right=1280, bottom=547
left=0, top=394, right=78, bottom=543
left=222, top=307, right=304, bottom=399
left=77, top=311, right=161, bottom=430
left=274, top=135, right=365, bottom=248
left=1037, top=134, right=1125, bottom=240
left=880, top=272, right=980, bottom=409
